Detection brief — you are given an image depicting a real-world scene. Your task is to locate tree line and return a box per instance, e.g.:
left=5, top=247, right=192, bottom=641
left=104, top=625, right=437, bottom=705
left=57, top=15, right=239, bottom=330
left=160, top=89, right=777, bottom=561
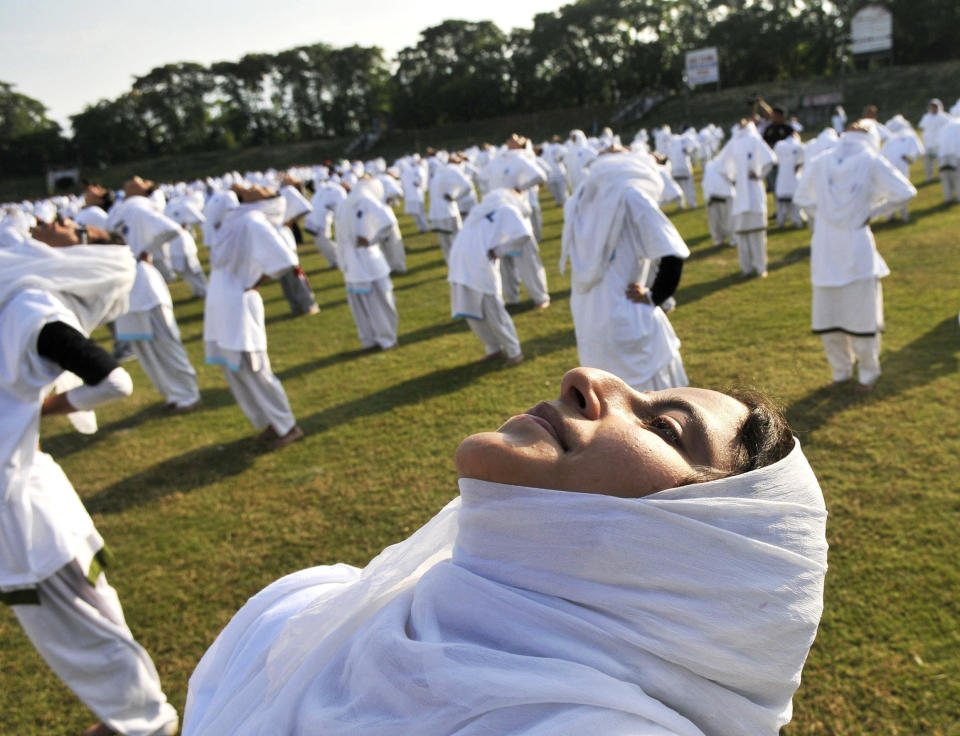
left=1, top=0, right=956, bottom=177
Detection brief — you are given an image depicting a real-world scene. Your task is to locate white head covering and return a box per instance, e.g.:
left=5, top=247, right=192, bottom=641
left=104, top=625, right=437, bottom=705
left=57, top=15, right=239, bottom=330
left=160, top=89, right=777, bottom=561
left=280, top=186, right=312, bottom=223
left=186, top=439, right=827, bottom=736
left=0, top=240, right=135, bottom=334
left=560, top=152, right=666, bottom=292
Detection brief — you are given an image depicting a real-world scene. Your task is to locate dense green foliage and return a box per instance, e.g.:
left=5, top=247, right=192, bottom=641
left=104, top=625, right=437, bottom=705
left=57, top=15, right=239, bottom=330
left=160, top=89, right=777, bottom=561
left=2, top=0, right=958, bottom=176
left=1, top=160, right=957, bottom=734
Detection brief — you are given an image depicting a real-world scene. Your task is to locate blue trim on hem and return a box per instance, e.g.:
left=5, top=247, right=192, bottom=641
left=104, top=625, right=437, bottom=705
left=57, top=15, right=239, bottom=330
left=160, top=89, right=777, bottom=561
left=346, top=286, right=372, bottom=294
left=115, top=333, right=153, bottom=341
left=452, top=312, right=483, bottom=321
left=205, top=356, right=241, bottom=371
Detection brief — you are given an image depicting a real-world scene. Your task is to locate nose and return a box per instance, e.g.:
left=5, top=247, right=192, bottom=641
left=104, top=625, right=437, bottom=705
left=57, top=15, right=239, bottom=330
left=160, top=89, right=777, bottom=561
left=561, top=367, right=632, bottom=420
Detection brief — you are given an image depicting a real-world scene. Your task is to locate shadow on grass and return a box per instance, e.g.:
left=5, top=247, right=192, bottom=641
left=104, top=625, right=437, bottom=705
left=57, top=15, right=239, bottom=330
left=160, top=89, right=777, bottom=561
left=86, top=328, right=576, bottom=509
left=86, top=434, right=272, bottom=514
left=677, top=245, right=810, bottom=307
left=787, top=315, right=960, bottom=439
left=295, top=327, right=576, bottom=438
left=43, top=386, right=239, bottom=460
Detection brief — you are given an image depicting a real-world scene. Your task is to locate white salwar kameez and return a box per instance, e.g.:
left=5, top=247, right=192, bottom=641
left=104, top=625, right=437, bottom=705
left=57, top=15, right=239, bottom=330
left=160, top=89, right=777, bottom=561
left=109, top=196, right=201, bottom=408
left=794, top=131, right=917, bottom=386
left=429, top=164, right=473, bottom=265
left=335, top=181, right=399, bottom=349
left=304, top=183, right=347, bottom=268
left=184, top=442, right=827, bottom=736
left=448, top=190, right=529, bottom=359
left=717, top=123, right=777, bottom=275
left=480, top=151, right=550, bottom=307
left=561, top=155, right=690, bottom=391
left=205, top=200, right=299, bottom=435
left=773, top=136, right=806, bottom=228
left=1, top=246, right=177, bottom=736
left=701, top=159, right=735, bottom=246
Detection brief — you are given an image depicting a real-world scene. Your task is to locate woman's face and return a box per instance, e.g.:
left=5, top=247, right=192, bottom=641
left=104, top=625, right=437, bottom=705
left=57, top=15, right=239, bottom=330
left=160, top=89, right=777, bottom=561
left=456, top=368, right=749, bottom=498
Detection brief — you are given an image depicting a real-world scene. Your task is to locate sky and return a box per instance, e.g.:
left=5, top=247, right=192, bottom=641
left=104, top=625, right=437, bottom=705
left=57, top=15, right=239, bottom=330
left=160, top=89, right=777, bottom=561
left=0, top=0, right=565, bottom=132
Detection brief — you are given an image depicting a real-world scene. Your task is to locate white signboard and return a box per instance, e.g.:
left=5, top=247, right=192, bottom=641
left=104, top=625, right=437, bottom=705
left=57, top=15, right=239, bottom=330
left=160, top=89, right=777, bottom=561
left=685, top=47, right=719, bottom=86
left=851, top=5, right=892, bottom=55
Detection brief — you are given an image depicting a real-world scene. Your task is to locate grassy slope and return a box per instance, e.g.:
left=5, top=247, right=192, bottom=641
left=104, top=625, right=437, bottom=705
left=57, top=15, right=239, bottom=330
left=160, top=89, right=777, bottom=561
left=1, top=163, right=958, bottom=734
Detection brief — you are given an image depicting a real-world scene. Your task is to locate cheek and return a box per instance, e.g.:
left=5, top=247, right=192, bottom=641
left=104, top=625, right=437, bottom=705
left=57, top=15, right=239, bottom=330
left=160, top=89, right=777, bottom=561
left=573, top=434, right=690, bottom=498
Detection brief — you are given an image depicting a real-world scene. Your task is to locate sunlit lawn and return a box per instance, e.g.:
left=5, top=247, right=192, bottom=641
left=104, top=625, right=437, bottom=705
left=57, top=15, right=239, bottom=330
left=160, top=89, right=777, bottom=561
left=1, top=162, right=957, bottom=734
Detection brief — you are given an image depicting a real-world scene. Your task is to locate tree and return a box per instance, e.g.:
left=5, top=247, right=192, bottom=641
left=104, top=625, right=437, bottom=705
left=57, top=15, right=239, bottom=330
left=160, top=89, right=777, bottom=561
left=391, top=20, right=513, bottom=128
left=132, top=62, right=217, bottom=152
left=0, top=81, right=70, bottom=175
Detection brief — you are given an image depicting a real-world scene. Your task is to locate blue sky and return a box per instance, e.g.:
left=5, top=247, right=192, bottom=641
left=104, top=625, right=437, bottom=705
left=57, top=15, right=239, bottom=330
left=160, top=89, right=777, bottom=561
left=0, top=0, right=563, bottom=131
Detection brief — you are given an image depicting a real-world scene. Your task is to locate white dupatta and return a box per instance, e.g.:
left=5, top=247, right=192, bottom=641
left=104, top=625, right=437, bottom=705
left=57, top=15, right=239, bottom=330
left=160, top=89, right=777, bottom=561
left=185, top=440, right=827, bottom=736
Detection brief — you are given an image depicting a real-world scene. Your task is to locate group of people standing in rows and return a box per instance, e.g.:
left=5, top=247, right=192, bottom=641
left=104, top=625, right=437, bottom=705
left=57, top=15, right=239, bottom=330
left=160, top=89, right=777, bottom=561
left=1, top=88, right=957, bottom=735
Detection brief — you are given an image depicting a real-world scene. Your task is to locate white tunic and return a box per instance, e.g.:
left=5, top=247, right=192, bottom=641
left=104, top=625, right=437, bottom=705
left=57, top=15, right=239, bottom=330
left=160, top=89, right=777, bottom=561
left=204, top=206, right=297, bottom=371
left=773, top=137, right=805, bottom=198
left=717, top=124, right=776, bottom=217
left=794, top=132, right=917, bottom=288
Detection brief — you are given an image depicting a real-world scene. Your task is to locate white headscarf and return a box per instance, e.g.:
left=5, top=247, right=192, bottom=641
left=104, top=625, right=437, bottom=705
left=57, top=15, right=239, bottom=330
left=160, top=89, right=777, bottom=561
left=0, top=240, right=135, bottom=334
left=560, top=153, right=666, bottom=292
left=185, top=439, right=827, bottom=736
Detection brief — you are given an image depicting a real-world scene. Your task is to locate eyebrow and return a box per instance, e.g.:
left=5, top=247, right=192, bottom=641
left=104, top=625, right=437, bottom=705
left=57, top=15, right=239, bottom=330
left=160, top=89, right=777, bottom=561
left=649, top=396, right=712, bottom=465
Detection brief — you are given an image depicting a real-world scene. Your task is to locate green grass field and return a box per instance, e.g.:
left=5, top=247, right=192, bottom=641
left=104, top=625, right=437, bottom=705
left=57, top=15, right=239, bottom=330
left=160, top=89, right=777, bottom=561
left=2, top=163, right=958, bottom=734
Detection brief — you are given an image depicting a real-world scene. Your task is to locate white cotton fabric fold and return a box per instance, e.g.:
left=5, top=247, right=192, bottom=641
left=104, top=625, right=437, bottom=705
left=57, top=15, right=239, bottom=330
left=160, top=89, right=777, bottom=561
left=185, top=440, right=827, bottom=736
left=560, top=153, right=674, bottom=293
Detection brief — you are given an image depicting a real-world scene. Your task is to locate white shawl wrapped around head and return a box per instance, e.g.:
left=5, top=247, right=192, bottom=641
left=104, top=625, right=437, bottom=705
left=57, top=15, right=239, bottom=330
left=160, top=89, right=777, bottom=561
left=0, top=239, right=135, bottom=334
left=185, top=440, right=827, bottom=736
left=560, top=152, right=665, bottom=292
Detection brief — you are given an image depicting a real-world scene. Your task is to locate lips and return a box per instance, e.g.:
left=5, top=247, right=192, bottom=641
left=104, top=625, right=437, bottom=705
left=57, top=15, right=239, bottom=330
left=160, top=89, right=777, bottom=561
left=525, top=401, right=569, bottom=451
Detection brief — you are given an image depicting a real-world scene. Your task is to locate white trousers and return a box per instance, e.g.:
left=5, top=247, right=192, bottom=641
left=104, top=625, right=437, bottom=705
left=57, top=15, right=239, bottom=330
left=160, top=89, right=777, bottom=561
left=346, top=277, right=398, bottom=349
left=436, top=231, right=456, bottom=265
left=278, top=268, right=317, bottom=315
left=923, top=152, right=937, bottom=181
left=221, top=353, right=296, bottom=436
left=500, top=246, right=550, bottom=306
left=314, top=233, right=339, bottom=268
left=465, top=295, right=522, bottom=358
left=675, top=176, right=698, bottom=208
left=546, top=178, right=567, bottom=207
left=775, top=198, right=805, bottom=228
left=407, top=202, right=428, bottom=233
left=736, top=230, right=768, bottom=275
left=132, top=307, right=201, bottom=408
left=12, top=560, right=178, bottom=736
left=820, top=332, right=881, bottom=386
left=940, top=168, right=960, bottom=203
left=530, top=203, right=543, bottom=242
left=706, top=199, right=733, bottom=245
left=382, top=231, right=407, bottom=273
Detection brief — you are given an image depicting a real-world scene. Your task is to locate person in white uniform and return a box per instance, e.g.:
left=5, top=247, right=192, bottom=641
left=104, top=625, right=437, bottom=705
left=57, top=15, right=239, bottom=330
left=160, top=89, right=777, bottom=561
left=701, top=157, right=735, bottom=247
left=481, top=135, right=551, bottom=309
left=162, top=196, right=208, bottom=298
left=303, top=180, right=347, bottom=269
left=935, top=116, right=960, bottom=204
left=400, top=157, right=429, bottom=233
left=918, top=99, right=951, bottom=182
left=880, top=116, right=925, bottom=221
left=794, top=123, right=917, bottom=390
left=561, top=150, right=690, bottom=391
left=565, top=128, right=598, bottom=192
left=183, top=366, right=827, bottom=736
left=334, top=177, right=399, bottom=350
left=717, top=121, right=777, bottom=278
left=772, top=131, right=806, bottom=228
left=448, top=189, right=531, bottom=364
left=667, top=132, right=698, bottom=209
left=203, top=187, right=304, bottom=448
left=108, top=179, right=202, bottom=411
left=1, top=232, right=178, bottom=736
left=276, top=185, right=320, bottom=316
left=429, top=154, right=474, bottom=265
